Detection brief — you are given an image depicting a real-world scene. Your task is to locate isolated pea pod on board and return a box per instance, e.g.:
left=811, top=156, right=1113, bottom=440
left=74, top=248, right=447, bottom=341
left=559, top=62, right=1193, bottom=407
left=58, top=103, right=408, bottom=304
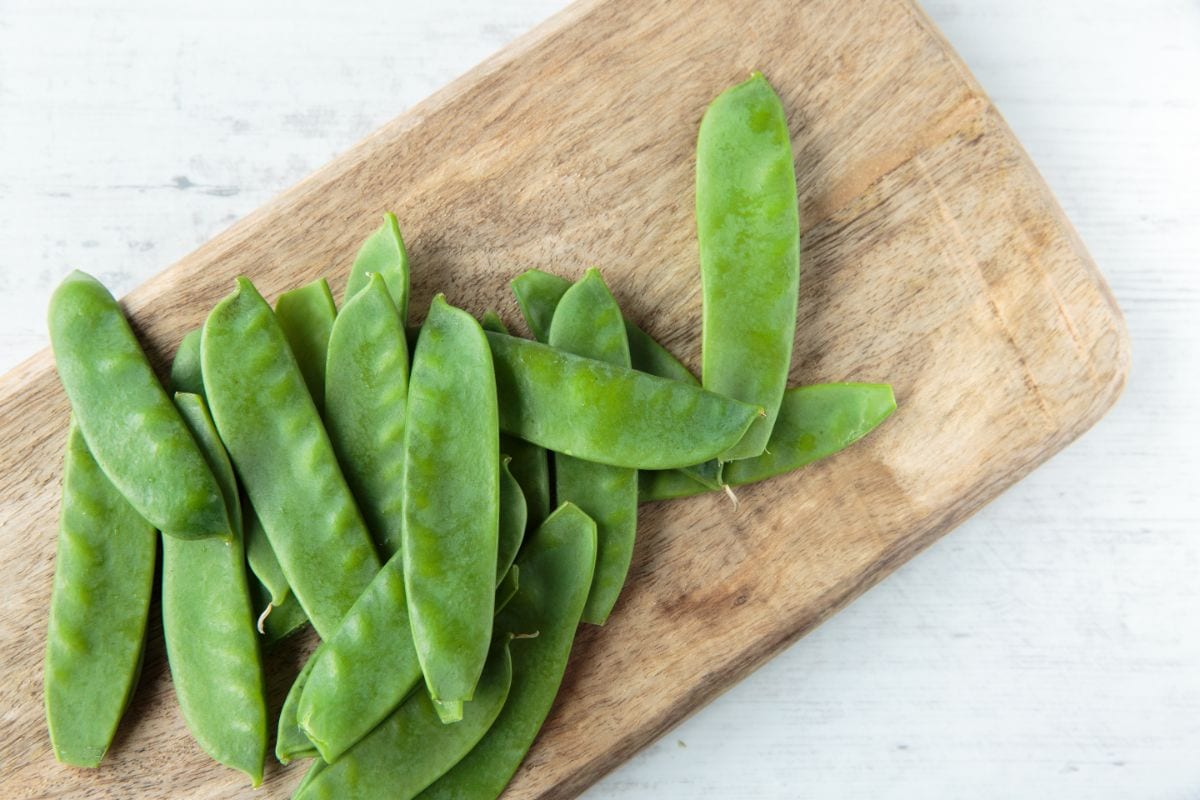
left=202, top=276, right=381, bottom=638
left=548, top=269, right=640, bottom=626
left=43, top=422, right=158, bottom=769
left=161, top=393, right=267, bottom=786
left=295, top=640, right=514, bottom=800
left=418, top=502, right=598, bottom=800
left=697, top=71, right=801, bottom=461
left=404, top=295, right=500, bottom=723
left=47, top=270, right=230, bottom=539
left=324, top=272, right=410, bottom=558
left=639, top=383, right=897, bottom=501
left=486, top=331, right=761, bottom=470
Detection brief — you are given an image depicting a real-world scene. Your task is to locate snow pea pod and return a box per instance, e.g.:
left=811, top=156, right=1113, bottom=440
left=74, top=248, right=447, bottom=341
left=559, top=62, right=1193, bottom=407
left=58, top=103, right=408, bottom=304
left=697, top=72, right=801, bottom=461
left=244, top=501, right=292, bottom=608
left=276, top=652, right=320, bottom=764
left=486, top=332, right=760, bottom=470
left=404, top=295, right=499, bottom=722
left=162, top=393, right=267, bottom=786
left=47, top=270, right=228, bottom=539
left=43, top=421, right=157, bottom=767
left=249, top=578, right=308, bottom=643
left=297, top=458, right=525, bottom=761
left=202, top=277, right=381, bottom=638
left=495, top=565, right=519, bottom=614
left=295, top=641, right=512, bottom=800
left=274, top=278, right=336, bottom=413
left=324, top=272, right=409, bottom=558
left=170, top=329, right=204, bottom=396
left=345, top=211, right=409, bottom=322
left=496, top=457, right=527, bottom=582
left=511, top=268, right=697, bottom=384
left=639, top=383, right=896, bottom=501
left=417, top=502, right=597, bottom=800
left=548, top=269, right=638, bottom=625
left=482, top=310, right=552, bottom=530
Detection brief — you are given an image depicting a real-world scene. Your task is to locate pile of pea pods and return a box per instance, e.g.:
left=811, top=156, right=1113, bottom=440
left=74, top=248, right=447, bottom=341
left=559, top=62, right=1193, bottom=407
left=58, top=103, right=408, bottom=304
left=42, top=72, right=895, bottom=797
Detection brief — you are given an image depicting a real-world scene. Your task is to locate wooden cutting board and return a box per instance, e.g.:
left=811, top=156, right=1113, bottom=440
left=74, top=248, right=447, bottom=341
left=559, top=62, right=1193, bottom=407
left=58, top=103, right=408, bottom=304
left=0, top=0, right=1129, bottom=797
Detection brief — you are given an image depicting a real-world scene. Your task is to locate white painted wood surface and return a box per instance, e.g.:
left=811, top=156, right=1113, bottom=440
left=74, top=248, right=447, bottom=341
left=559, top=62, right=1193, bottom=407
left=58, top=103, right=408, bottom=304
left=1, top=1, right=1196, bottom=797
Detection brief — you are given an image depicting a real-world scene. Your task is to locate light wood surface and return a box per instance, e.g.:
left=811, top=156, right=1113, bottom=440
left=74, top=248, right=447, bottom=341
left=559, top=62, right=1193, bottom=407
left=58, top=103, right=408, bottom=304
left=0, top=0, right=1129, bottom=797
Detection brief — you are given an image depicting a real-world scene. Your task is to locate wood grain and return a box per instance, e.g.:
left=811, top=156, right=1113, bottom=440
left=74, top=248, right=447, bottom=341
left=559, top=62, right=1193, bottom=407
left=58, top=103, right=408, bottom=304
left=0, top=0, right=1128, bottom=797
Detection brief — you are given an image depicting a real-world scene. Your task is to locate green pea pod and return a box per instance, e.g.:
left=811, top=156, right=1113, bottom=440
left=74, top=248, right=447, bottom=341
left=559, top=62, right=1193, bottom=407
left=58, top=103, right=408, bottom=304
left=324, top=272, right=409, bottom=558
left=163, top=393, right=267, bottom=786
left=249, top=578, right=308, bottom=643
left=404, top=295, right=500, bottom=722
left=345, top=212, right=410, bottom=322
left=202, top=277, right=381, bottom=638
left=244, top=501, right=292, bottom=607
left=494, top=565, right=519, bottom=614
left=276, top=652, right=321, bottom=764
left=417, top=502, right=597, bottom=800
left=44, top=421, right=157, bottom=767
left=639, top=383, right=897, bottom=501
left=295, top=640, right=513, bottom=800
left=47, top=270, right=229, bottom=539
left=511, top=268, right=697, bottom=384
left=486, top=332, right=760, bottom=470
left=484, top=306, right=552, bottom=530
left=170, top=329, right=204, bottom=396
left=697, top=72, right=801, bottom=461
left=274, top=278, right=336, bottom=413
left=496, top=457, right=527, bottom=583
left=297, top=461, right=523, bottom=761
left=548, top=269, right=638, bottom=625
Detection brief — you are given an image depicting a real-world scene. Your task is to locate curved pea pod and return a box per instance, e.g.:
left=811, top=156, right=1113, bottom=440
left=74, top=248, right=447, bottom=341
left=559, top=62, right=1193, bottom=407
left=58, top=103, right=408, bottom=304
left=404, top=296, right=499, bottom=721
left=548, top=269, right=638, bottom=625
left=162, top=393, right=267, bottom=786
left=44, top=421, right=157, bottom=767
left=296, top=464, right=523, bottom=762
left=510, top=268, right=697, bottom=383
left=417, top=502, right=597, bottom=800
left=202, top=277, right=381, bottom=638
left=496, top=457, right=527, bottom=583
left=244, top=501, right=292, bottom=608
left=295, top=641, right=513, bottom=800
left=639, top=383, right=897, bottom=501
left=345, top=212, right=409, bottom=321
left=47, top=270, right=229, bottom=539
left=697, top=72, right=801, bottom=461
left=274, top=278, right=336, bottom=412
left=486, top=331, right=760, bottom=470
left=324, top=272, right=409, bottom=558
left=276, top=653, right=320, bottom=764
left=170, top=329, right=204, bottom=396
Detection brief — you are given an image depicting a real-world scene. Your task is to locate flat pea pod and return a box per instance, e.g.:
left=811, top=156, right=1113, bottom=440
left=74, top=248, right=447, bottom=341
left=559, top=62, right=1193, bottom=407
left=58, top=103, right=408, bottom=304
left=47, top=270, right=229, bottom=539
left=486, top=331, right=761, bottom=470
left=43, top=421, right=157, bottom=767
left=295, top=640, right=513, bottom=800
left=345, top=211, right=410, bottom=322
left=511, top=268, right=697, bottom=384
left=276, top=652, right=320, bottom=764
left=697, top=72, right=801, bottom=461
left=250, top=579, right=308, bottom=643
left=639, top=383, right=897, bottom=501
left=417, top=503, right=597, bottom=800
left=404, top=295, right=499, bottom=722
left=496, top=457, right=527, bottom=583
left=274, top=278, right=336, bottom=412
left=244, top=501, right=292, bottom=608
left=484, top=307, right=552, bottom=530
left=170, top=329, right=204, bottom=396
left=202, top=277, right=381, bottom=638
left=324, top=272, right=409, bottom=558
left=297, top=461, right=525, bottom=761
left=548, top=269, right=638, bottom=625
left=162, top=393, right=267, bottom=786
